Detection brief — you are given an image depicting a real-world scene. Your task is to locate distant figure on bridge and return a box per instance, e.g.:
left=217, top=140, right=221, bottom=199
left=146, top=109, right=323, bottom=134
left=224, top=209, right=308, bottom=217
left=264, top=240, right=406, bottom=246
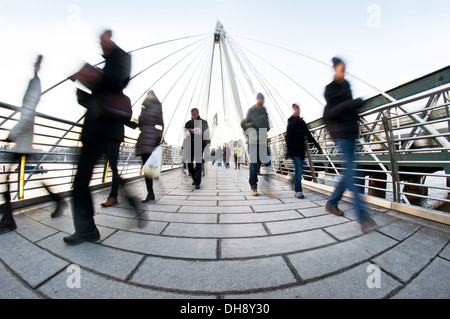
left=184, top=108, right=210, bottom=189
left=223, top=143, right=231, bottom=169
left=1, top=55, right=66, bottom=235
left=286, top=103, right=321, bottom=199
left=217, top=146, right=223, bottom=167
left=211, top=148, right=216, bottom=165
left=134, top=90, right=164, bottom=203
left=323, top=57, right=377, bottom=233
left=65, top=30, right=132, bottom=245
left=233, top=141, right=243, bottom=170
left=241, top=93, right=272, bottom=197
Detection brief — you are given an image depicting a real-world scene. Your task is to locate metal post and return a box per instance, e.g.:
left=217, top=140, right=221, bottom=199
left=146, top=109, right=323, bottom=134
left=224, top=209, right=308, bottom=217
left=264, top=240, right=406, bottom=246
left=305, top=141, right=318, bottom=183
left=102, top=161, right=110, bottom=184
left=18, top=155, right=26, bottom=200
left=382, top=111, right=400, bottom=202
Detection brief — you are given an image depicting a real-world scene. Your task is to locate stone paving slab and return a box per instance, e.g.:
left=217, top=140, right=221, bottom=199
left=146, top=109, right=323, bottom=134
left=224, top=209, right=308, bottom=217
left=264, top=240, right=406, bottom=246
left=97, top=206, right=143, bottom=218
left=377, top=219, right=423, bottom=241
left=287, top=232, right=398, bottom=280
left=131, top=256, right=296, bottom=293
left=297, top=206, right=329, bottom=218
left=162, top=222, right=267, bottom=238
left=156, top=199, right=217, bottom=207
left=145, top=204, right=180, bottom=213
left=0, top=232, right=68, bottom=288
left=393, top=257, right=450, bottom=299
left=0, top=262, right=41, bottom=299
left=221, top=229, right=336, bottom=259
left=218, top=199, right=282, bottom=207
left=178, top=205, right=253, bottom=214
left=94, top=214, right=167, bottom=235
left=253, top=201, right=320, bottom=213
left=266, top=214, right=347, bottom=235
left=373, top=227, right=450, bottom=283
left=103, top=230, right=217, bottom=259
left=38, top=268, right=210, bottom=299
left=219, top=210, right=302, bottom=224
left=440, top=243, right=450, bottom=260
left=225, top=263, right=401, bottom=299
left=14, top=214, right=59, bottom=243
left=140, top=211, right=217, bottom=224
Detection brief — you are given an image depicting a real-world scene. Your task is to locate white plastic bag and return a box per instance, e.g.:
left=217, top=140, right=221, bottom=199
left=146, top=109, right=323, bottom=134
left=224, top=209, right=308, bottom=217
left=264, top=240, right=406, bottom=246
left=143, top=146, right=163, bottom=179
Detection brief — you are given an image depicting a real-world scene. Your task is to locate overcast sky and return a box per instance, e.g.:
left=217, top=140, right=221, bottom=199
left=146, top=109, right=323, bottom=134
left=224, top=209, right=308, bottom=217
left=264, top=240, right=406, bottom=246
left=1, top=0, right=449, bottom=146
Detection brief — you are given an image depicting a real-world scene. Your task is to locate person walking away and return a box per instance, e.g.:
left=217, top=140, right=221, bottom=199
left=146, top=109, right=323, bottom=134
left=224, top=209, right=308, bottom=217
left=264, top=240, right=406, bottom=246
left=134, top=91, right=164, bottom=203
left=241, top=93, right=271, bottom=196
left=323, top=57, right=377, bottom=233
left=184, top=108, right=210, bottom=189
left=217, top=146, right=223, bottom=167
left=211, top=148, right=216, bottom=165
left=1, top=55, right=65, bottom=235
left=233, top=141, right=243, bottom=170
left=64, top=30, right=131, bottom=245
left=285, top=103, right=321, bottom=199
left=223, top=143, right=231, bottom=169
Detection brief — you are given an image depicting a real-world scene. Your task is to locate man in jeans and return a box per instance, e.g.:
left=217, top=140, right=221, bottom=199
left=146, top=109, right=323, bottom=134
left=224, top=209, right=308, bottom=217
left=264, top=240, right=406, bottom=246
left=323, top=57, right=377, bottom=233
left=241, top=93, right=271, bottom=197
left=285, top=103, right=321, bottom=199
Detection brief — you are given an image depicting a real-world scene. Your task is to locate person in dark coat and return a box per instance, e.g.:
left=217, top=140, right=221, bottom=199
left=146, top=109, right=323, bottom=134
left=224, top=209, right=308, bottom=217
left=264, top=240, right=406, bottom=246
left=64, top=30, right=131, bottom=245
left=184, top=108, right=210, bottom=189
left=223, top=143, right=231, bottom=169
left=285, top=103, right=321, bottom=199
left=323, top=57, right=376, bottom=233
left=135, top=91, right=164, bottom=203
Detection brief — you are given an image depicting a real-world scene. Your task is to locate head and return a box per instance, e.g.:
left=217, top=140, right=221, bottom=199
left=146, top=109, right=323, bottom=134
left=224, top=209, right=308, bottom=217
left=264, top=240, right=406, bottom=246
left=332, top=57, right=346, bottom=83
left=292, top=104, right=300, bottom=117
left=147, top=90, right=158, bottom=100
left=100, top=30, right=116, bottom=56
left=256, top=93, right=265, bottom=107
left=191, top=108, right=200, bottom=120
left=34, top=55, right=43, bottom=76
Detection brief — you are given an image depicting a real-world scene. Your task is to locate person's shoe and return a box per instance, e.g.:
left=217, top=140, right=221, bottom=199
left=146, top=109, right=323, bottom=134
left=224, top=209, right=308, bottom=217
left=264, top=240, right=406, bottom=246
left=361, top=219, right=378, bottom=233
left=63, top=231, right=100, bottom=246
left=142, top=193, right=156, bottom=203
left=101, top=197, right=118, bottom=208
left=51, top=199, right=68, bottom=218
left=251, top=189, right=259, bottom=197
left=192, top=182, right=195, bottom=185
left=295, top=193, right=305, bottom=199
left=0, top=217, right=17, bottom=235
left=195, top=185, right=201, bottom=190
left=325, top=204, right=344, bottom=217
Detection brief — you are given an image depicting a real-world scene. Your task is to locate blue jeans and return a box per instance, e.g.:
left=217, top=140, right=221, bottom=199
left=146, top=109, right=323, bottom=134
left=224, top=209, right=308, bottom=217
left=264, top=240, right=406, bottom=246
left=249, top=144, right=271, bottom=190
left=327, top=139, right=371, bottom=223
left=292, top=156, right=304, bottom=194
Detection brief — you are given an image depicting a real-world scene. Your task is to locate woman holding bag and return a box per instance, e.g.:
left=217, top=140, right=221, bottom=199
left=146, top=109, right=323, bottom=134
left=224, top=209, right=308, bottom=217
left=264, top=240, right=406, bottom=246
left=135, top=90, right=164, bottom=203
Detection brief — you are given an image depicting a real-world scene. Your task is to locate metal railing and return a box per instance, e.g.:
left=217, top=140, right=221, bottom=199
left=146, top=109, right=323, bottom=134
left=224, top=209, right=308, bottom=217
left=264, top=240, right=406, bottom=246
left=269, top=83, right=450, bottom=214
left=0, top=100, right=183, bottom=205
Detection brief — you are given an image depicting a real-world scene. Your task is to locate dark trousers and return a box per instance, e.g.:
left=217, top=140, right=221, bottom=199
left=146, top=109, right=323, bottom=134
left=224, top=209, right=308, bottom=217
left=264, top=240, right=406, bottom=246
left=249, top=144, right=271, bottom=190
left=106, top=142, right=121, bottom=199
left=141, top=154, right=154, bottom=196
left=188, top=163, right=202, bottom=186
left=72, top=140, right=108, bottom=235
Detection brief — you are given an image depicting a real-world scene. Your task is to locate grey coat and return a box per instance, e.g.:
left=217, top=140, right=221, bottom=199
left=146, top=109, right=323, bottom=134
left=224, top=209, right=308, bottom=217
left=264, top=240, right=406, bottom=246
left=135, top=98, right=164, bottom=157
left=8, top=76, right=41, bottom=154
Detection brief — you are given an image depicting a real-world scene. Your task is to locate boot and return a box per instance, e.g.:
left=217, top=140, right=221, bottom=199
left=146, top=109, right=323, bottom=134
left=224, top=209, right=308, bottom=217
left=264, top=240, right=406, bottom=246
left=0, top=201, right=16, bottom=235
left=42, top=183, right=68, bottom=218
left=142, top=178, right=155, bottom=203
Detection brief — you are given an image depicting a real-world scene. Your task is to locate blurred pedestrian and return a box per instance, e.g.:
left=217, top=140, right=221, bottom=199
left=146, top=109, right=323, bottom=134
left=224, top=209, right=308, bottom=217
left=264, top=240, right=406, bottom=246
left=241, top=93, right=271, bottom=196
left=233, top=141, right=243, bottom=170
left=323, top=57, right=376, bottom=232
left=223, top=143, right=231, bottom=169
left=217, top=146, right=223, bottom=167
left=64, top=30, right=132, bottom=245
left=211, top=148, right=216, bottom=165
left=285, top=103, right=321, bottom=199
left=134, top=91, right=164, bottom=203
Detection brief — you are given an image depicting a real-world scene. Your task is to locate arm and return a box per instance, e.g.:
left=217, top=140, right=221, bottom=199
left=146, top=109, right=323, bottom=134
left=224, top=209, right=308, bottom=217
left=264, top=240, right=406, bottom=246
left=76, top=89, right=92, bottom=109
left=305, top=124, right=322, bottom=153
left=323, top=98, right=363, bottom=121
left=241, top=109, right=255, bottom=130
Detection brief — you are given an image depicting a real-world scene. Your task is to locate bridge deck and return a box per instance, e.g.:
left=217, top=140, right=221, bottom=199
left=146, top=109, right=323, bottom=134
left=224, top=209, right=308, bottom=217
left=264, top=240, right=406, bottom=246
left=1, top=165, right=449, bottom=299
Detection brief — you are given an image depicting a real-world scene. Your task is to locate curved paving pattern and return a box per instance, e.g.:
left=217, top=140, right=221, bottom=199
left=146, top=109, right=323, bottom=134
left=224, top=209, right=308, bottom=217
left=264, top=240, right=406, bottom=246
left=1, top=166, right=449, bottom=299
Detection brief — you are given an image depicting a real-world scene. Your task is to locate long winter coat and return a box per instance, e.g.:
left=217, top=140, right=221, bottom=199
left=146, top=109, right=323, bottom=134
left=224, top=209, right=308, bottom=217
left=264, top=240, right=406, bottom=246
left=285, top=116, right=320, bottom=159
left=8, top=76, right=41, bottom=154
left=135, top=98, right=164, bottom=157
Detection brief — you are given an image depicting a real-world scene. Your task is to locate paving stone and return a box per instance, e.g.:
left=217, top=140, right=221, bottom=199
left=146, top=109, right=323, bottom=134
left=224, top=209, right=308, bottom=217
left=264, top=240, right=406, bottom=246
left=189, top=195, right=246, bottom=201
left=225, top=263, right=401, bottom=299
left=298, top=206, right=329, bottom=217
left=0, top=232, right=68, bottom=288
left=0, top=262, right=41, bottom=299
left=219, top=210, right=302, bottom=224
left=38, top=233, right=143, bottom=280
left=94, top=214, right=167, bottom=235
left=218, top=199, right=282, bottom=207
left=39, top=216, right=116, bottom=239
left=162, top=222, right=267, bottom=238
left=14, top=214, right=58, bottom=242
left=266, top=214, right=347, bottom=235
left=222, top=229, right=336, bottom=258
left=157, top=199, right=217, bottom=207
left=179, top=205, right=253, bottom=214
left=103, top=230, right=217, bottom=259
left=373, top=227, right=450, bottom=283
left=439, top=243, right=450, bottom=260
left=97, top=206, right=143, bottom=218
left=393, top=257, right=450, bottom=299
left=38, top=267, right=209, bottom=299
left=131, top=256, right=296, bottom=293
left=288, top=232, right=397, bottom=280
left=253, top=201, right=319, bottom=213
left=145, top=204, right=180, bottom=213
left=23, top=207, right=59, bottom=221
left=378, top=219, right=423, bottom=241
left=140, top=211, right=217, bottom=224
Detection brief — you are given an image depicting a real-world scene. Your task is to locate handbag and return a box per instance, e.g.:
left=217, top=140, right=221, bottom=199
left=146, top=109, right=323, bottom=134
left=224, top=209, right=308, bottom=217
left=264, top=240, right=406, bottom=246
left=143, top=146, right=164, bottom=179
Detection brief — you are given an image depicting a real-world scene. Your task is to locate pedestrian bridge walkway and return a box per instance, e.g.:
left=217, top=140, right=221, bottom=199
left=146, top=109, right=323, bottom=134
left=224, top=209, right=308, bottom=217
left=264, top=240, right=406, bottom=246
left=1, top=165, right=449, bottom=299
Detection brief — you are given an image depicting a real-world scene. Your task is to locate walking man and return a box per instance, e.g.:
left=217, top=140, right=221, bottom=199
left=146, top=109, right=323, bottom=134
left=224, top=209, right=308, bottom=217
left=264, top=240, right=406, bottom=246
left=323, top=57, right=376, bottom=232
left=241, top=93, right=271, bottom=197
left=184, top=108, right=210, bottom=189
left=233, top=141, right=243, bottom=170
left=286, top=103, right=321, bottom=199
left=64, top=30, right=131, bottom=245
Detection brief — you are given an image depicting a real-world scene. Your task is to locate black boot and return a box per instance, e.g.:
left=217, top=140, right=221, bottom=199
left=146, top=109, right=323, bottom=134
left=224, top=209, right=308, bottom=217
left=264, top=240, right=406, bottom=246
left=0, top=201, right=16, bottom=235
left=42, top=183, right=67, bottom=218
left=142, top=178, right=155, bottom=203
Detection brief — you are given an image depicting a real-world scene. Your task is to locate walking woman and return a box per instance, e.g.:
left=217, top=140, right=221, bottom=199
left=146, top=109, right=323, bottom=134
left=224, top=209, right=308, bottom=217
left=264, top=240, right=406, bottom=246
left=135, top=91, right=164, bottom=203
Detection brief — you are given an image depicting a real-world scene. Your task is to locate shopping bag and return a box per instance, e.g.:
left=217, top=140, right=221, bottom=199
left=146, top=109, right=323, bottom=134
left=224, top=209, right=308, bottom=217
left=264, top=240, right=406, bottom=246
left=143, top=146, right=163, bottom=179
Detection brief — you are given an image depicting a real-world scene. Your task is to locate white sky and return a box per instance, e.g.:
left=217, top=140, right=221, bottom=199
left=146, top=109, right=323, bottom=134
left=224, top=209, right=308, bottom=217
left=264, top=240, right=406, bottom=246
left=0, top=0, right=449, bottom=147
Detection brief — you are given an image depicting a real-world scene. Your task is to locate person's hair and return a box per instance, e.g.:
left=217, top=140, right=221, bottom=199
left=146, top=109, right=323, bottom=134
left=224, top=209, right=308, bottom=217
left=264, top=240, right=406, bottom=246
left=332, top=57, right=345, bottom=68
left=102, top=29, right=113, bottom=38
left=191, top=108, right=199, bottom=114
left=292, top=104, right=300, bottom=110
